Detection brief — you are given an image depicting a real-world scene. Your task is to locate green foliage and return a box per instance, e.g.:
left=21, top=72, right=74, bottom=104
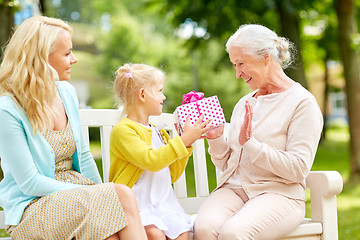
left=0, top=0, right=20, bottom=10
left=97, top=13, right=144, bottom=78
left=69, top=0, right=250, bottom=116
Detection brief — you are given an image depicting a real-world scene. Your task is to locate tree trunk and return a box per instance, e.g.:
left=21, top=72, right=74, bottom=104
left=38, top=0, right=46, bottom=15
left=0, top=0, right=14, bottom=180
left=321, top=52, right=330, bottom=142
left=276, top=0, right=308, bottom=89
left=336, top=0, right=360, bottom=177
left=0, top=0, right=15, bottom=60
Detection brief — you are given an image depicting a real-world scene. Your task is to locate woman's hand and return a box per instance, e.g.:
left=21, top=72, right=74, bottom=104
left=206, top=123, right=225, bottom=139
left=180, top=115, right=213, bottom=147
left=239, top=100, right=253, bottom=145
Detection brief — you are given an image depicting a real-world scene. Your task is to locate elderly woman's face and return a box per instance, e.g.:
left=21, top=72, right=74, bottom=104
left=228, top=46, right=267, bottom=90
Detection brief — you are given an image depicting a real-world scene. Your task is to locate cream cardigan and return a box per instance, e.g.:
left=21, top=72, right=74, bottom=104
left=208, top=83, right=323, bottom=201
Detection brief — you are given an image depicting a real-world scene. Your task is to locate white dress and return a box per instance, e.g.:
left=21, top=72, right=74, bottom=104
left=131, top=123, right=193, bottom=239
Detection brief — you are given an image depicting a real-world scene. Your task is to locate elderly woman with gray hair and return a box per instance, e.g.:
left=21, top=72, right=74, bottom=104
left=194, top=24, right=323, bottom=240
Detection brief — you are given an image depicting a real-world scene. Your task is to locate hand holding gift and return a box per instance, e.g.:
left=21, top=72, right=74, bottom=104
left=178, top=114, right=213, bottom=147
left=173, top=91, right=226, bottom=136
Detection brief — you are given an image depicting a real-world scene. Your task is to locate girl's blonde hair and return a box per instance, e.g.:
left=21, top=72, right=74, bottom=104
left=226, top=24, right=296, bottom=69
left=114, top=63, right=165, bottom=117
left=0, top=16, right=72, bottom=133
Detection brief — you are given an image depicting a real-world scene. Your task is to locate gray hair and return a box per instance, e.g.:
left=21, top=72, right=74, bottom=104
left=225, top=24, right=296, bottom=69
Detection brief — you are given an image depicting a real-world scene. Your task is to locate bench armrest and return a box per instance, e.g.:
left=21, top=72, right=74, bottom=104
left=306, top=171, right=343, bottom=240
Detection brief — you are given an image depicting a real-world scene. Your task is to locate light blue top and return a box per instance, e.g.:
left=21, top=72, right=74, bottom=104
left=0, top=81, right=102, bottom=225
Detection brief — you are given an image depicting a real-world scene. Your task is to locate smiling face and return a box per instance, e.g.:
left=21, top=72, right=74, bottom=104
left=229, top=46, right=268, bottom=90
left=145, top=80, right=166, bottom=116
left=48, top=30, right=78, bottom=81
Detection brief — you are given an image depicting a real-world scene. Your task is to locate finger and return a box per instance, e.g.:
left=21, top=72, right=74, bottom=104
left=196, top=114, right=205, bottom=124
left=174, top=123, right=180, bottom=135
left=246, top=101, right=253, bottom=133
left=202, top=124, right=214, bottom=133
left=184, top=115, right=191, bottom=125
left=248, top=112, right=252, bottom=132
left=202, top=118, right=212, bottom=127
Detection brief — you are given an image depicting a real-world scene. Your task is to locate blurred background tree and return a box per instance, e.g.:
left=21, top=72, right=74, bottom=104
left=0, top=0, right=16, bottom=60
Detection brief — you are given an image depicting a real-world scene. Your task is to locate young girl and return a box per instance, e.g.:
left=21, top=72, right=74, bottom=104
left=109, top=63, right=212, bottom=240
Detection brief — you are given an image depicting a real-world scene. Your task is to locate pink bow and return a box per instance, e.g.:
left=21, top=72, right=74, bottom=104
left=124, top=72, right=133, bottom=78
left=181, top=91, right=204, bottom=105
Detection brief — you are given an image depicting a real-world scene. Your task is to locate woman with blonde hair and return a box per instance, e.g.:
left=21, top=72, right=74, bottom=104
left=0, top=16, right=147, bottom=240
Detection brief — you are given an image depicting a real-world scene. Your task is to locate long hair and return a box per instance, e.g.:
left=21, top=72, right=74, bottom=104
left=0, top=16, right=72, bottom=133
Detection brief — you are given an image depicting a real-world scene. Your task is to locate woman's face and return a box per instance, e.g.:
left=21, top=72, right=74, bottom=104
left=228, top=46, right=268, bottom=90
left=48, top=30, right=78, bottom=81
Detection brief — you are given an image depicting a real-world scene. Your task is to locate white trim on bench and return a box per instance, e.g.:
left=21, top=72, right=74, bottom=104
left=0, top=109, right=343, bottom=240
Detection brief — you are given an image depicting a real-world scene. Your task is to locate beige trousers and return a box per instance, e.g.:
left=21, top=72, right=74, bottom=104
left=194, top=186, right=305, bottom=240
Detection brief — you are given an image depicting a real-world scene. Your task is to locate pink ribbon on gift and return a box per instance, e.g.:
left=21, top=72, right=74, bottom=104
left=181, top=91, right=204, bottom=105
left=180, top=91, right=205, bottom=123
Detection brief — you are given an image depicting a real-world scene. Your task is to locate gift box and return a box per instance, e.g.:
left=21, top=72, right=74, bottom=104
left=173, top=91, right=226, bottom=135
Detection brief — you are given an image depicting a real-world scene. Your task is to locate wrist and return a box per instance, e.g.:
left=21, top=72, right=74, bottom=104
left=180, top=135, right=192, bottom=148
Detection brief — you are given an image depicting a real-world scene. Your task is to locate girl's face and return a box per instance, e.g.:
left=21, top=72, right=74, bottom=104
left=144, top=81, right=166, bottom=116
left=48, top=30, right=78, bottom=81
left=228, top=46, right=268, bottom=90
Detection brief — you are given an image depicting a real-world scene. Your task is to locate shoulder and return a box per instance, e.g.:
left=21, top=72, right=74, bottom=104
left=0, top=95, right=15, bottom=109
left=57, top=80, right=76, bottom=92
left=57, top=81, right=77, bottom=99
left=56, top=81, right=79, bottom=108
left=111, top=118, right=151, bottom=148
left=111, top=118, right=148, bottom=136
left=291, top=83, right=315, bottom=99
left=0, top=96, right=20, bottom=117
left=289, top=83, right=320, bottom=108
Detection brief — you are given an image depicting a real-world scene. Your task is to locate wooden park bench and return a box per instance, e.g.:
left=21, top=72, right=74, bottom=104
left=0, top=109, right=343, bottom=240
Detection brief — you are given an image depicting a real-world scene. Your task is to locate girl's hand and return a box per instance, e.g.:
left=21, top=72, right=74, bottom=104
left=239, top=100, right=253, bottom=145
left=180, top=115, right=213, bottom=147
left=205, top=123, right=224, bottom=139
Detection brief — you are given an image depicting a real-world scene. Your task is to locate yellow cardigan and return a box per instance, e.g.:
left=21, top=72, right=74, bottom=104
left=109, top=117, right=193, bottom=188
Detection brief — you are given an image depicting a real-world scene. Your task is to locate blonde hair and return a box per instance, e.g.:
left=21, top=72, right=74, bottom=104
left=226, top=24, right=296, bottom=69
left=114, top=63, right=165, bottom=117
left=0, top=16, right=72, bottom=133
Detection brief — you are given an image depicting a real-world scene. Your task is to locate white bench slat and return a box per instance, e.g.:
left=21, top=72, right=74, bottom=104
left=0, top=212, right=5, bottom=230
left=100, top=125, right=112, bottom=183
left=192, top=139, right=210, bottom=197
left=281, top=218, right=322, bottom=238
left=0, top=109, right=343, bottom=240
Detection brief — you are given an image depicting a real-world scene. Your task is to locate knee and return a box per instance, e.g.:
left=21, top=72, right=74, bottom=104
left=218, top=223, right=253, bottom=240
left=194, top=214, right=219, bottom=240
left=145, top=226, right=165, bottom=240
left=113, top=184, right=138, bottom=215
left=114, top=184, right=134, bottom=200
left=218, top=227, right=241, bottom=240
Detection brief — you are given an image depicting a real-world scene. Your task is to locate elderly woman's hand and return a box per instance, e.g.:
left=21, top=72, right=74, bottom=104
left=206, top=123, right=225, bottom=139
left=239, top=100, right=253, bottom=145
